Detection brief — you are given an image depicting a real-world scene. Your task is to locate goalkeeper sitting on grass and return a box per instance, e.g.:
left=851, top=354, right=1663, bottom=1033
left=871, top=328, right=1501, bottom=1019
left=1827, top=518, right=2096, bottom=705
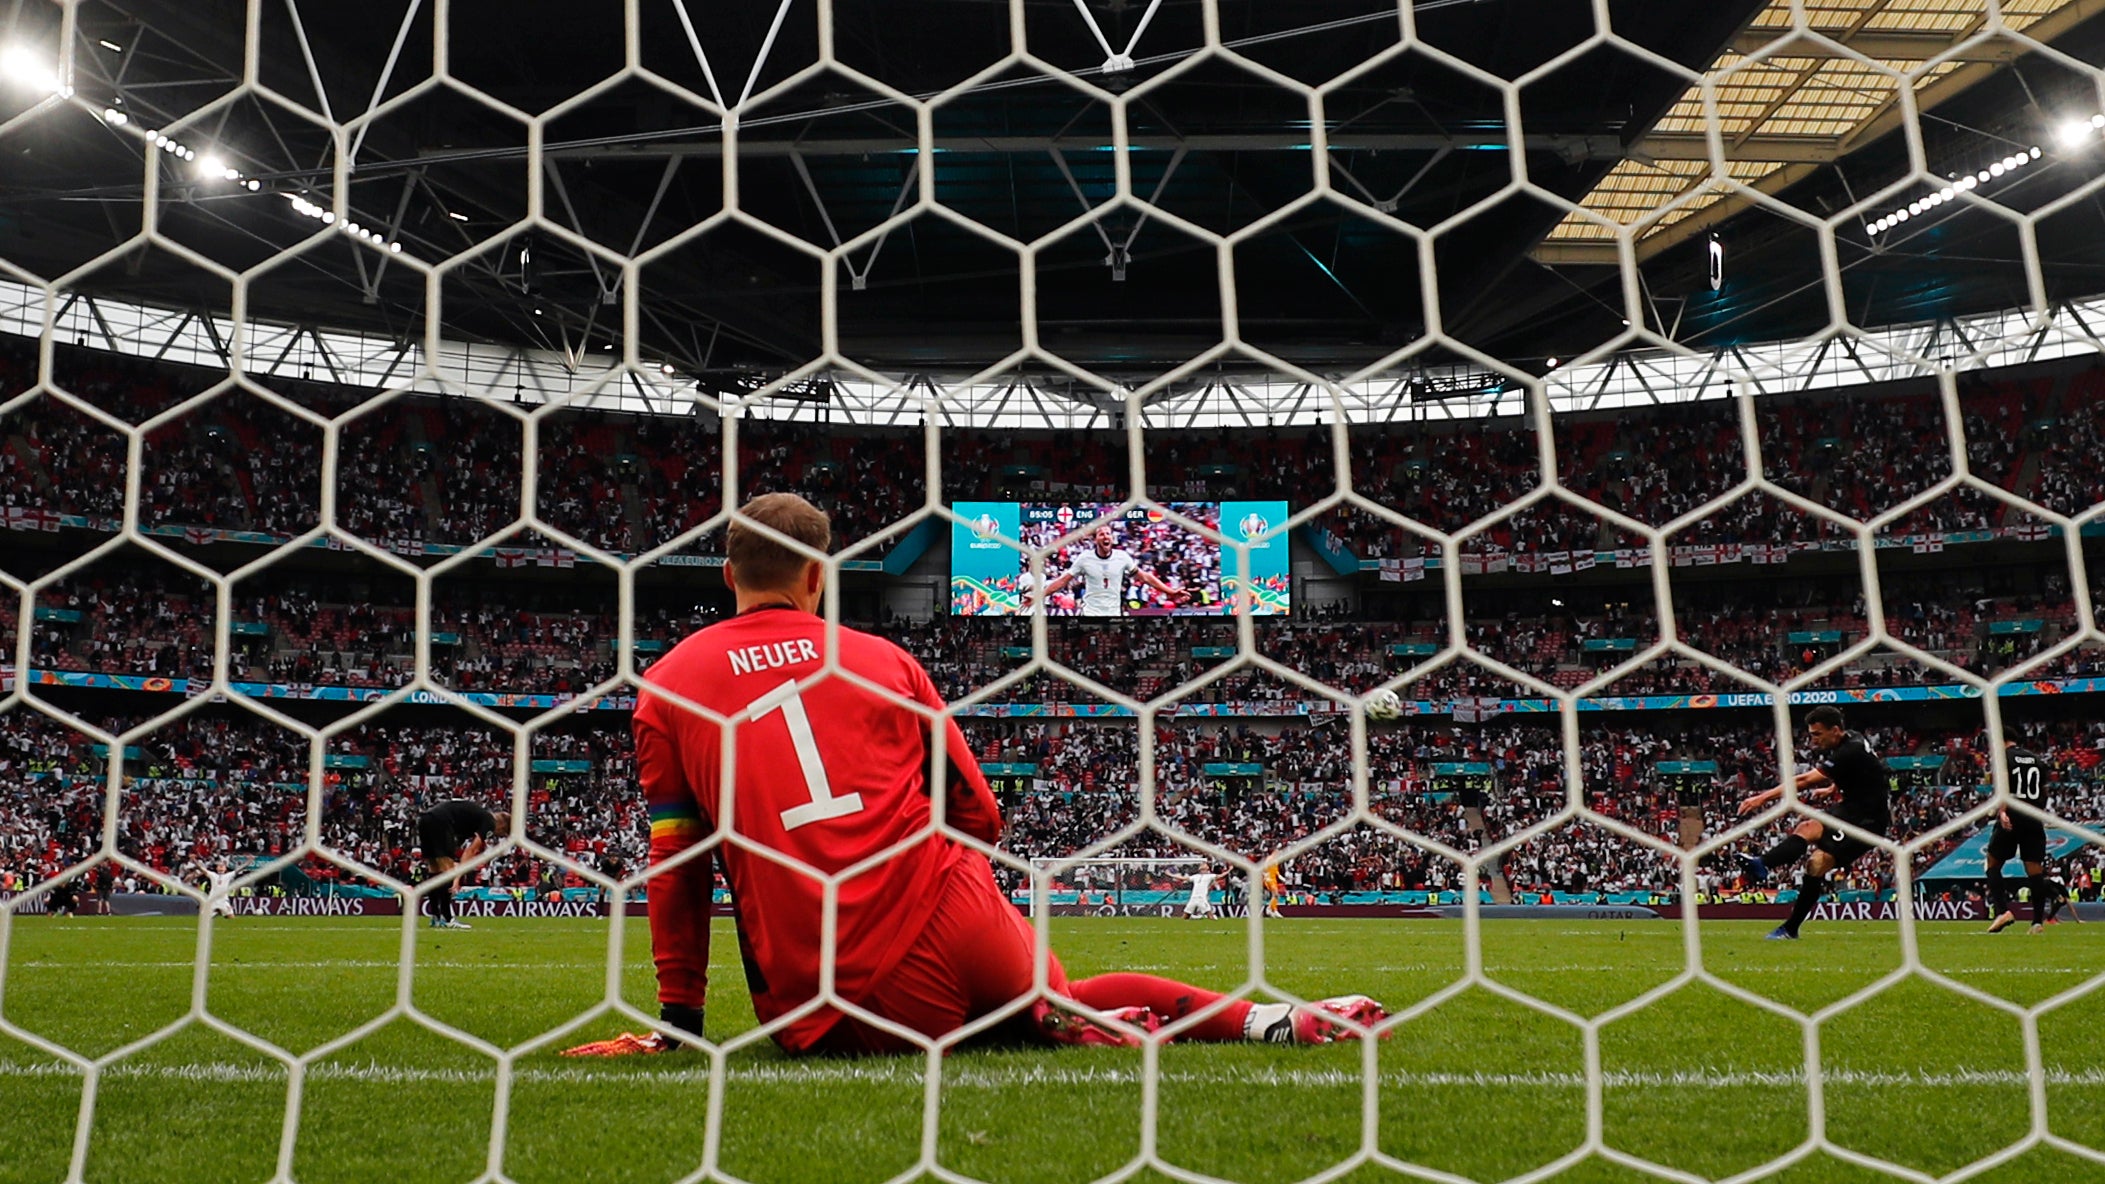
left=565, top=494, right=1383, bottom=1057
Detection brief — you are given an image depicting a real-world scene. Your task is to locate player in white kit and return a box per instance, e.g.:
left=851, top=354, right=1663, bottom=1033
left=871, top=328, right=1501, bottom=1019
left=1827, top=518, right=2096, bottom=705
left=1014, top=568, right=1044, bottom=614
left=205, top=862, right=238, bottom=918
left=1037, top=525, right=1191, bottom=616
left=1182, top=867, right=1219, bottom=919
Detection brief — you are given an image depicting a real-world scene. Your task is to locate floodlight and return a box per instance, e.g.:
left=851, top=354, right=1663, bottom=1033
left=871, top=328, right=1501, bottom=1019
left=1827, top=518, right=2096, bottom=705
left=0, top=45, right=61, bottom=94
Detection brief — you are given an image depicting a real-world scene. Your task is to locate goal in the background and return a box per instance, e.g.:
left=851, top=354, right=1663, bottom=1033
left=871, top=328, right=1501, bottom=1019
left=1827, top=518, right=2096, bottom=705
left=1028, top=856, right=1210, bottom=919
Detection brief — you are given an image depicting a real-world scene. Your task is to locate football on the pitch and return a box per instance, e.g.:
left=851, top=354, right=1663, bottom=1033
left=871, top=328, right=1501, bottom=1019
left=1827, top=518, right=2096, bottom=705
left=1364, top=688, right=1403, bottom=721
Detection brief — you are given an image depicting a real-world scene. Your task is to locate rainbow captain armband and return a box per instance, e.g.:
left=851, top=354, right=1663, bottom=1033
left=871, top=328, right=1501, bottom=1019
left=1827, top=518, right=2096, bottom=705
left=649, top=801, right=707, bottom=844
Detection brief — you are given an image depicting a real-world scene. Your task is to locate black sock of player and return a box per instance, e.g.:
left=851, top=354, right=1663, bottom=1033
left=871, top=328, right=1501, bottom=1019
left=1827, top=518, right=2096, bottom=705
left=1985, top=865, right=2008, bottom=914
left=1785, top=871, right=1826, bottom=934
left=2029, top=876, right=2048, bottom=926
left=431, top=883, right=452, bottom=923
left=1760, top=835, right=1808, bottom=868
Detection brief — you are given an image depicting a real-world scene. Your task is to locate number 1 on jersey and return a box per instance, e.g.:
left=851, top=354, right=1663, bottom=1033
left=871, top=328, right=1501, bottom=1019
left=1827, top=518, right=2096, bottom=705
left=750, top=680, right=864, bottom=831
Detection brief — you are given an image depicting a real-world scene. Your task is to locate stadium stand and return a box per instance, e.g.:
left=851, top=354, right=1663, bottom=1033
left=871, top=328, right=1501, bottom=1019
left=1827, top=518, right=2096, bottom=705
left=5, top=342, right=2104, bottom=911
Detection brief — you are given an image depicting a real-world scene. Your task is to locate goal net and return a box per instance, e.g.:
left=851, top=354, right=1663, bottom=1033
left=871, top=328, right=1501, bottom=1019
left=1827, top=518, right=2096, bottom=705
left=2, top=1, right=2104, bottom=1182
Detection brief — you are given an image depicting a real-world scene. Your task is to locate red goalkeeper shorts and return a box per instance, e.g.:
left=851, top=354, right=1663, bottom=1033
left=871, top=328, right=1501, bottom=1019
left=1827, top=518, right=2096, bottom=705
left=809, top=850, right=1067, bottom=1055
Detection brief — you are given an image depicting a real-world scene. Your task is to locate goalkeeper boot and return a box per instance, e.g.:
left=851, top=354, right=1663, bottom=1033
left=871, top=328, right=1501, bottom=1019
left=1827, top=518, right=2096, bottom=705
left=1985, top=910, right=2018, bottom=934
left=1294, top=994, right=1386, bottom=1044
left=561, top=1031, right=679, bottom=1057
left=1031, top=999, right=1158, bottom=1047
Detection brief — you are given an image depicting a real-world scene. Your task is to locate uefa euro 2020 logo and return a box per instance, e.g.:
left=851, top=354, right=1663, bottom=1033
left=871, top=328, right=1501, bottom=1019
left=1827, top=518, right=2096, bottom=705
left=972, top=513, right=1001, bottom=542
left=1238, top=512, right=1269, bottom=543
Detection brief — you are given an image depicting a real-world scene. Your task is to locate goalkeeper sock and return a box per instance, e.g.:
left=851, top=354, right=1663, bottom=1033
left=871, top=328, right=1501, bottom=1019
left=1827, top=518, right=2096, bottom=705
left=2029, top=875, right=2048, bottom=927
left=1760, top=835, right=1808, bottom=868
left=660, top=1002, right=705, bottom=1044
left=1067, top=972, right=1249, bottom=1042
left=1986, top=865, right=2009, bottom=914
left=431, top=883, right=452, bottom=924
left=1241, top=1003, right=1295, bottom=1043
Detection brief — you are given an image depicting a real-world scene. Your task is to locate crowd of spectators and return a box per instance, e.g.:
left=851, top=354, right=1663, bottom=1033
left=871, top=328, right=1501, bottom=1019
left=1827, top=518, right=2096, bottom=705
left=13, top=553, right=2085, bottom=714
left=902, top=581, right=2079, bottom=704
left=5, top=692, right=2104, bottom=908
left=7, top=340, right=2094, bottom=569
left=21, top=571, right=729, bottom=697
left=8, top=343, right=2105, bottom=909
left=2026, top=367, right=2105, bottom=517
left=1303, top=378, right=2045, bottom=560
left=0, top=709, right=643, bottom=898
left=979, top=714, right=2105, bottom=901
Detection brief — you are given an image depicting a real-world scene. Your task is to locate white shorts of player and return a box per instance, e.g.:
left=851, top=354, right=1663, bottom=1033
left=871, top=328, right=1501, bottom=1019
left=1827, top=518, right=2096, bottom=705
left=1183, top=895, right=1214, bottom=917
left=211, top=898, right=235, bottom=917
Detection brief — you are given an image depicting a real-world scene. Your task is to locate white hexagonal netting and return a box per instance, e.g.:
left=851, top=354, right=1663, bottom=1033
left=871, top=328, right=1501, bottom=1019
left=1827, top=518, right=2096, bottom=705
left=4, top=2, right=2105, bottom=1182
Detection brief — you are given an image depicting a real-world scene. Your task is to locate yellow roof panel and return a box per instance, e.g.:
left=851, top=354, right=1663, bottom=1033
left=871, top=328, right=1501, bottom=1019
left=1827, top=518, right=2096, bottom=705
left=1544, top=0, right=2068, bottom=246
left=1546, top=159, right=1779, bottom=243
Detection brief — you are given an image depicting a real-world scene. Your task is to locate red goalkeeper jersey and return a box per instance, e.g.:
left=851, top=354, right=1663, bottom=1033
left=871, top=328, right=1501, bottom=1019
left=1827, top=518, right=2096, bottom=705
left=635, top=607, right=1003, bottom=1051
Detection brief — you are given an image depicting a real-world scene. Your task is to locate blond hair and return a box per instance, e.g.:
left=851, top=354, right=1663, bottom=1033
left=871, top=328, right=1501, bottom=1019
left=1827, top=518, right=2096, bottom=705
left=726, top=492, right=832, bottom=589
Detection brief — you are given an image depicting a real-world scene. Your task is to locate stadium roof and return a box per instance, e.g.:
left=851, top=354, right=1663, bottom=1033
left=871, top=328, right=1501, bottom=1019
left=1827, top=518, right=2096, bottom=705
left=11, top=272, right=2100, bottom=428
left=1539, top=0, right=2083, bottom=260
left=2, top=1, right=2104, bottom=426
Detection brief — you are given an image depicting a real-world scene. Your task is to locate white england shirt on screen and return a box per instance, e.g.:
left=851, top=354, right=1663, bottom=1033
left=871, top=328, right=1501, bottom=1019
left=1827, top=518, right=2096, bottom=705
left=1067, top=548, right=1140, bottom=616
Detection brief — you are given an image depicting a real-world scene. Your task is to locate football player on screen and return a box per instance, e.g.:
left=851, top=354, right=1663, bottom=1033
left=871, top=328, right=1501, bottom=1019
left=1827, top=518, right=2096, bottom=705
left=1035, top=525, right=1192, bottom=616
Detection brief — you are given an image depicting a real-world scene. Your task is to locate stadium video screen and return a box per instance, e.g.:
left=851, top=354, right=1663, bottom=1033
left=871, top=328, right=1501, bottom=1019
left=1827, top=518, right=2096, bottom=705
left=950, top=501, right=1291, bottom=617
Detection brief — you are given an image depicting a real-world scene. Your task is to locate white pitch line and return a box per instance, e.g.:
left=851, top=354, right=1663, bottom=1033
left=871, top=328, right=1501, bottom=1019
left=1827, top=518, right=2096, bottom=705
left=1098, top=962, right=2097, bottom=976
left=12, top=960, right=2095, bottom=976
left=12, top=961, right=616, bottom=970
left=1, top=1061, right=2100, bottom=1090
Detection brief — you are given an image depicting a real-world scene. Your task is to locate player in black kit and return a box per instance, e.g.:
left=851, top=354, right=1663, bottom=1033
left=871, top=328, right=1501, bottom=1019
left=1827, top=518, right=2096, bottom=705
left=1737, top=706, right=1891, bottom=941
left=1984, top=738, right=2052, bottom=935
left=2036, top=868, right=2083, bottom=925
left=416, top=800, right=510, bottom=930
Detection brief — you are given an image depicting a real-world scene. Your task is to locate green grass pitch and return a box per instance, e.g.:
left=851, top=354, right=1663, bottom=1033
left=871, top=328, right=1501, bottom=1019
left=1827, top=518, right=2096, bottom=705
left=2, top=916, right=2103, bottom=1183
